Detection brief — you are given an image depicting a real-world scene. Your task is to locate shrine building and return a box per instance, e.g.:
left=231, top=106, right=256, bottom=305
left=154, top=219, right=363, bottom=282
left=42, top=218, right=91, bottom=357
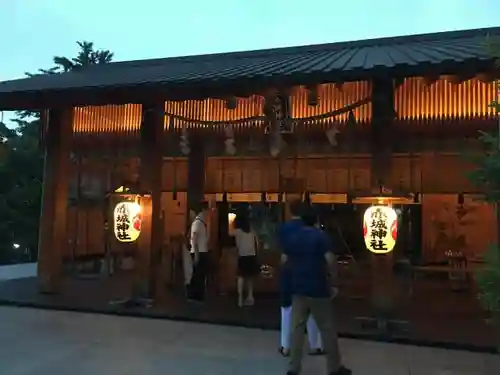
left=0, top=27, right=499, bottom=297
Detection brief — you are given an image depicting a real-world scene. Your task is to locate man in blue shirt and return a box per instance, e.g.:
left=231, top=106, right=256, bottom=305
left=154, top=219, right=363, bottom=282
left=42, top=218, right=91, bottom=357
left=277, top=200, right=305, bottom=309
left=277, top=200, right=323, bottom=357
left=281, top=204, right=351, bottom=375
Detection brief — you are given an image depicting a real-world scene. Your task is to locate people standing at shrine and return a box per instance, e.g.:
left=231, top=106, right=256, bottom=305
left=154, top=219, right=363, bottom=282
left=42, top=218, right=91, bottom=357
left=281, top=203, right=351, bottom=375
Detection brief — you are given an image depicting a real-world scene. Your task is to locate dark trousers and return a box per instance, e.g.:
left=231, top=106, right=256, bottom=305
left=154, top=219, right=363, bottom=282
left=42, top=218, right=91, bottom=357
left=188, top=252, right=209, bottom=301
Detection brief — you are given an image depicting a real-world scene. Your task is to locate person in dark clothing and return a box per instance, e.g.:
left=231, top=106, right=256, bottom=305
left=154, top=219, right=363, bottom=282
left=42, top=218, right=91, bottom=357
left=282, top=204, right=351, bottom=375
left=277, top=200, right=323, bottom=357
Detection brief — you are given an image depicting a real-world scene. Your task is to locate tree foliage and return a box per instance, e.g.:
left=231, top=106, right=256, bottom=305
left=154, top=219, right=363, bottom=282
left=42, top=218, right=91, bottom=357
left=0, top=41, right=113, bottom=264
left=469, top=38, right=500, bottom=319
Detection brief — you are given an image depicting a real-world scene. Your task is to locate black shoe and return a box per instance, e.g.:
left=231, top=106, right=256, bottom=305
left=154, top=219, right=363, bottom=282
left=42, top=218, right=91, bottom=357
left=286, top=372, right=298, bottom=375
left=330, top=366, right=352, bottom=375
left=278, top=347, right=290, bottom=357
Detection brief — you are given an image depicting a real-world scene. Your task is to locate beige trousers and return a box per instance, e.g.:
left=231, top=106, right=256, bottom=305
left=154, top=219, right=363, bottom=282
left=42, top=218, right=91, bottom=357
left=288, top=295, right=342, bottom=374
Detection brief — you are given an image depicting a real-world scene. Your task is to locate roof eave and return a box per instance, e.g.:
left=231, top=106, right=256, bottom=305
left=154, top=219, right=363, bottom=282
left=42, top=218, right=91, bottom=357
left=0, top=59, right=496, bottom=111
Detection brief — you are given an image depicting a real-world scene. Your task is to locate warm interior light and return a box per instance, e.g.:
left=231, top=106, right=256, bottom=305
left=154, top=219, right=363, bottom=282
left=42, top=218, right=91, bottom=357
left=228, top=213, right=237, bottom=236
left=113, top=201, right=142, bottom=243
left=363, top=205, right=398, bottom=254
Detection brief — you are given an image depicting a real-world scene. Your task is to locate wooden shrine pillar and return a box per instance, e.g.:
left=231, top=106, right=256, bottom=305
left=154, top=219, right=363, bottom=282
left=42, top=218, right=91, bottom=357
left=137, top=101, right=164, bottom=298
left=369, top=78, right=396, bottom=325
left=37, top=108, right=73, bottom=294
left=370, top=77, right=395, bottom=188
left=187, top=134, right=206, bottom=212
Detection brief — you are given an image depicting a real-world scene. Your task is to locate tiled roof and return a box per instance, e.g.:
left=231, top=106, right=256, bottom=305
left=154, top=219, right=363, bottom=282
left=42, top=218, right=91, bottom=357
left=0, top=27, right=499, bottom=102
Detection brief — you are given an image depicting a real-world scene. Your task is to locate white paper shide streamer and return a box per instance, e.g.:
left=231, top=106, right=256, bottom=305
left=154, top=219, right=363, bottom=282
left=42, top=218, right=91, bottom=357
left=180, top=124, right=190, bottom=155
left=224, top=124, right=236, bottom=155
left=325, top=124, right=340, bottom=147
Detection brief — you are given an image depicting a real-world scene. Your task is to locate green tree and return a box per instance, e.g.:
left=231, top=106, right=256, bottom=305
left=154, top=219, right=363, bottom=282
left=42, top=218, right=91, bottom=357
left=0, top=41, right=113, bottom=263
left=468, top=39, right=500, bottom=323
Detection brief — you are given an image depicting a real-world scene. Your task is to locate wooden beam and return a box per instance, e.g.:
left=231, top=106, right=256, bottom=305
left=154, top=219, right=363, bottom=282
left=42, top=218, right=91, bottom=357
left=136, top=101, right=165, bottom=298
left=422, top=75, right=439, bottom=87
left=37, top=108, right=72, bottom=294
left=440, top=73, right=475, bottom=85
left=476, top=72, right=497, bottom=83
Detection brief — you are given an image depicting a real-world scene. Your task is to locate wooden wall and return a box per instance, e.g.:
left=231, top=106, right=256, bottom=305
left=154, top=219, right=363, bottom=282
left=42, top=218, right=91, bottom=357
left=199, top=154, right=476, bottom=194
left=63, top=153, right=493, bottom=260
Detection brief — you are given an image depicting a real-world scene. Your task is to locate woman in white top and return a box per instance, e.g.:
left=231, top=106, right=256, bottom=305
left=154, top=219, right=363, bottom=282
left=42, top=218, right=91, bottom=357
left=233, top=214, right=259, bottom=307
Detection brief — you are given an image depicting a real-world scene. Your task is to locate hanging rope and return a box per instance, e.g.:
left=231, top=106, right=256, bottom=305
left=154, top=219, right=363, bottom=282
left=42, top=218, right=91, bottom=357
left=143, top=96, right=371, bottom=128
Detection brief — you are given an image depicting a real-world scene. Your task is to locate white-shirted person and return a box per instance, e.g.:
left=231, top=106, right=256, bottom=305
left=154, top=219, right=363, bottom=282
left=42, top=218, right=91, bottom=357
left=233, top=213, right=259, bottom=307
left=187, top=201, right=210, bottom=302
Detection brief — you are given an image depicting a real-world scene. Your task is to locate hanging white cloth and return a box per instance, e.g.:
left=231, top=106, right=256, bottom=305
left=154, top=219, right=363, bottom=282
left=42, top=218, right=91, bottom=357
left=280, top=306, right=323, bottom=350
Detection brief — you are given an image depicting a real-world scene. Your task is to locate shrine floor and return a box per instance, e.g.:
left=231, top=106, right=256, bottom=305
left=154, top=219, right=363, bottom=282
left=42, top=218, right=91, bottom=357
left=2, top=306, right=499, bottom=375
left=0, top=273, right=497, bottom=353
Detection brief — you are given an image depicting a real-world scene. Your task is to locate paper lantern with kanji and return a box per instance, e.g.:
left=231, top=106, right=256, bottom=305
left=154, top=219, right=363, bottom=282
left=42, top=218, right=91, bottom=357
left=363, top=205, right=398, bottom=254
left=113, top=201, right=142, bottom=243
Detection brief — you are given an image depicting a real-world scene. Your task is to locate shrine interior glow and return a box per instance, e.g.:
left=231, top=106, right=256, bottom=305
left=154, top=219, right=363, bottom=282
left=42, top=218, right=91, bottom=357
left=228, top=213, right=236, bottom=236
left=363, top=205, right=398, bottom=254
left=113, top=201, right=142, bottom=243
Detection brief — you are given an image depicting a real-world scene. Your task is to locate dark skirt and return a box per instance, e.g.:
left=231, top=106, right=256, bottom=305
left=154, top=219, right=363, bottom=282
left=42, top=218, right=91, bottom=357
left=237, top=255, right=260, bottom=277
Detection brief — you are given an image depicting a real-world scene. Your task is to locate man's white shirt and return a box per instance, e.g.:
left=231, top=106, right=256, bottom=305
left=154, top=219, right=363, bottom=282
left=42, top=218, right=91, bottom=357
left=190, top=215, right=209, bottom=254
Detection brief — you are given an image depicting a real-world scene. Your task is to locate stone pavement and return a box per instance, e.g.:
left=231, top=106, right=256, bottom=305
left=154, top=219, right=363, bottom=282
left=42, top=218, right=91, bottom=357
left=0, top=262, right=36, bottom=281
left=0, top=306, right=498, bottom=375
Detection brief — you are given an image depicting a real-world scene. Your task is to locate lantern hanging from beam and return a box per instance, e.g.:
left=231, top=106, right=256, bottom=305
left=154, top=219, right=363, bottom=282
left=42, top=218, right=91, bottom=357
left=363, top=205, right=398, bottom=254
left=113, top=200, right=142, bottom=243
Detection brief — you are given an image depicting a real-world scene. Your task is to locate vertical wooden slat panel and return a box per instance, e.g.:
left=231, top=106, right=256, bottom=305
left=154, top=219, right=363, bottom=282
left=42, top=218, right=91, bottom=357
left=291, top=82, right=372, bottom=125
left=395, top=78, right=496, bottom=120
